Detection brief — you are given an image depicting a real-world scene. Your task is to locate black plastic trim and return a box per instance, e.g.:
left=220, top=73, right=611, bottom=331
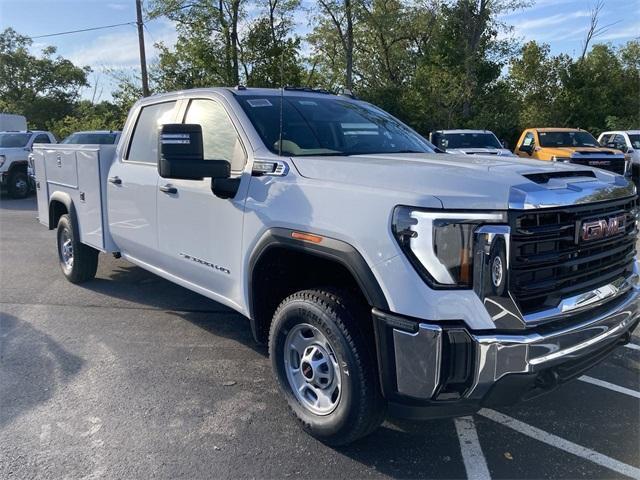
left=374, top=308, right=639, bottom=420
left=248, top=227, right=389, bottom=341
left=48, top=191, right=77, bottom=232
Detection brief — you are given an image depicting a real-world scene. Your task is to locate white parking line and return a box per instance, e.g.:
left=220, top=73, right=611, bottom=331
left=454, top=416, right=491, bottom=480
left=578, top=376, right=640, bottom=399
left=478, top=409, right=640, bottom=479
left=624, top=343, right=640, bottom=352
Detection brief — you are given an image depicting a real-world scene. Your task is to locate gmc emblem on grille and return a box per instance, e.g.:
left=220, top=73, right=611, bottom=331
left=580, top=215, right=626, bottom=242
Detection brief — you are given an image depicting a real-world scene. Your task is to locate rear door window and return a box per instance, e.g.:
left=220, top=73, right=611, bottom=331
left=613, top=134, right=627, bottom=150
left=33, top=134, right=51, bottom=144
left=183, top=99, right=246, bottom=173
left=126, top=101, right=177, bottom=164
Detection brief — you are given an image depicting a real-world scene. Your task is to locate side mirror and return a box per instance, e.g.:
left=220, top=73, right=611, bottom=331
left=158, top=124, right=230, bottom=180
left=519, top=144, right=533, bottom=155
left=501, top=139, right=508, bottom=149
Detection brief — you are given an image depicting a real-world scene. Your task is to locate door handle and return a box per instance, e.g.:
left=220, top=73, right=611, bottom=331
left=108, top=176, right=122, bottom=185
left=159, top=184, right=177, bottom=194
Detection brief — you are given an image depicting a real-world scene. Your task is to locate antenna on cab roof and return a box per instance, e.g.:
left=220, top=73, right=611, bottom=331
left=278, top=50, right=285, bottom=157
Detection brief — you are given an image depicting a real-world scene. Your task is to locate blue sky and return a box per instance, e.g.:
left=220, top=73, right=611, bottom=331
left=1, top=0, right=638, bottom=101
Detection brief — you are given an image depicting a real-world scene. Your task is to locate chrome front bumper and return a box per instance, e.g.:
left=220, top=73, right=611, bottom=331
left=374, top=279, right=640, bottom=413
left=468, top=284, right=639, bottom=400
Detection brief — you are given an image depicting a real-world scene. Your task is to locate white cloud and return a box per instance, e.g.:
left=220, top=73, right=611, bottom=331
left=67, top=22, right=177, bottom=70
left=107, top=2, right=128, bottom=11
left=509, top=10, right=590, bottom=34
left=599, top=24, right=640, bottom=41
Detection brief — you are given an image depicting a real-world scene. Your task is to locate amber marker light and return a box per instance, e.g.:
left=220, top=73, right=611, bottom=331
left=291, top=231, right=323, bottom=244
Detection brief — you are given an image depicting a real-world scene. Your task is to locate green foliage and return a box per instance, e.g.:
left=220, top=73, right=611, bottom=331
left=0, top=28, right=89, bottom=130
left=46, top=100, right=123, bottom=140
left=508, top=40, right=639, bottom=140
left=148, top=0, right=303, bottom=89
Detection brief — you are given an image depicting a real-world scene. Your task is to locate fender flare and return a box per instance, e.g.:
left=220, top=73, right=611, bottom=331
left=248, top=227, right=389, bottom=332
left=48, top=191, right=78, bottom=231
left=6, top=160, right=28, bottom=173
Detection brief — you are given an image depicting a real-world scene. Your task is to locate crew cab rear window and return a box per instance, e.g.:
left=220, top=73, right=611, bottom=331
left=183, top=99, right=246, bottom=172
left=126, top=101, right=177, bottom=163
left=33, top=134, right=51, bottom=144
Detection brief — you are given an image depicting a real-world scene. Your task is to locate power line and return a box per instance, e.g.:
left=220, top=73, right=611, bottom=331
left=31, top=22, right=137, bottom=39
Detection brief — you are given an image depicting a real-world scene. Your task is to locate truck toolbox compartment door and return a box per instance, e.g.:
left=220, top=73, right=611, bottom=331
left=33, top=149, right=50, bottom=227
left=75, top=148, right=105, bottom=250
left=45, top=149, right=78, bottom=188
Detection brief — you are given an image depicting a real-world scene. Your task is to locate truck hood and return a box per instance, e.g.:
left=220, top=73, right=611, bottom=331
left=541, top=146, right=624, bottom=157
left=291, top=152, right=634, bottom=210
left=446, top=147, right=515, bottom=157
left=0, top=147, right=28, bottom=154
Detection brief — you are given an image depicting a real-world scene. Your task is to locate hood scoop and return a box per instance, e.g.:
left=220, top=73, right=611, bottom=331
left=575, top=150, right=613, bottom=155
left=523, top=170, right=596, bottom=185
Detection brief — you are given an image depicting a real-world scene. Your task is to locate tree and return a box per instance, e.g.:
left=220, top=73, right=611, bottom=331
left=309, top=0, right=356, bottom=90
left=148, top=0, right=247, bottom=89
left=0, top=28, right=89, bottom=129
left=561, top=42, right=639, bottom=133
left=241, top=0, right=303, bottom=87
left=435, top=0, right=524, bottom=120
left=47, top=100, right=123, bottom=140
left=509, top=41, right=569, bottom=128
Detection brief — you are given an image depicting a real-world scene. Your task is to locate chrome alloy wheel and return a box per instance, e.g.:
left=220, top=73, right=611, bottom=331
left=284, top=324, right=342, bottom=415
left=60, top=228, right=74, bottom=270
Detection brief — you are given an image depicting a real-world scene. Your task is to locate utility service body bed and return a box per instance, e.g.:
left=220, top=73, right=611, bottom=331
left=32, top=144, right=118, bottom=252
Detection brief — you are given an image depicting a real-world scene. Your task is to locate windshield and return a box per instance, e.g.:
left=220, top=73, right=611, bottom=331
left=538, top=130, right=599, bottom=148
left=62, top=133, right=118, bottom=144
left=435, top=132, right=501, bottom=149
left=0, top=133, right=30, bottom=148
left=237, top=95, right=434, bottom=156
left=629, top=134, right=640, bottom=149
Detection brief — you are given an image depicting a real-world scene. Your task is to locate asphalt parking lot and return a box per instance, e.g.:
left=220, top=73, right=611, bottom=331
left=1, top=195, right=639, bottom=479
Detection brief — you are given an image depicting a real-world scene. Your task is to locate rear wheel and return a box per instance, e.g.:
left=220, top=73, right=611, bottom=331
left=269, top=289, right=385, bottom=445
left=7, top=169, right=29, bottom=199
left=57, top=214, right=99, bottom=283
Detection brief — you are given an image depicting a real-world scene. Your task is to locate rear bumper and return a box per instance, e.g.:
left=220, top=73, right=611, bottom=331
left=373, top=281, right=640, bottom=420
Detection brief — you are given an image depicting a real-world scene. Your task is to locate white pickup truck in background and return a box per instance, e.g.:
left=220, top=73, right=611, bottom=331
left=32, top=87, right=640, bottom=445
left=1, top=129, right=56, bottom=198
left=429, top=129, right=515, bottom=156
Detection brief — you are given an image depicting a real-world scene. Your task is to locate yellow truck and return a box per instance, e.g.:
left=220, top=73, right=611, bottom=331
left=514, top=128, right=628, bottom=176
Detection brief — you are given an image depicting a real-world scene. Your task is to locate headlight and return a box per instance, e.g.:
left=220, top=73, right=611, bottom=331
left=0, top=155, right=5, bottom=168
left=392, top=207, right=507, bottom=287
left=551, top=156, right=571, bottom=162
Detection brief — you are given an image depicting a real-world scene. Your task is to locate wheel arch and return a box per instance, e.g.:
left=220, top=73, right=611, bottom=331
left=48, top=191, right=76, bottom=231
left=248, top=228, right=388, bottom=343
left=7, top=160, right=28, bottom=173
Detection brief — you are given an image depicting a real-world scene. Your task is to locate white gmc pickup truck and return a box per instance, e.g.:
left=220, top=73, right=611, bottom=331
left=33, top=87, right=639, bottom=445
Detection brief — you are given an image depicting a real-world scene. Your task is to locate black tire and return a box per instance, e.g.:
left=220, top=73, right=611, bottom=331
left=269, top=289, right=385, bottom=445
left=7, top=169, right=29, bottom=199
left=56, top=214, right=99, bottom=283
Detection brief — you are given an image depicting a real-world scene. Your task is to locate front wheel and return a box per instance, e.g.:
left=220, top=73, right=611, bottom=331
left=57, top=214, right=99, bottom=283
left=269, top=289, right=385, bottom=445
left=7, top=169, right=29, bottom=198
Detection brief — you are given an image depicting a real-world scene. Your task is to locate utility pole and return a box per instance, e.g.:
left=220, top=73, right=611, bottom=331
left=135, top=0, right=150, bottom=97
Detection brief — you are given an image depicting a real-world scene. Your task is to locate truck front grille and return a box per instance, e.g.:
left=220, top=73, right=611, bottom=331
left=509, top=197, right=637, bottom=317
left=570, top=157, right=626, bottom=175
